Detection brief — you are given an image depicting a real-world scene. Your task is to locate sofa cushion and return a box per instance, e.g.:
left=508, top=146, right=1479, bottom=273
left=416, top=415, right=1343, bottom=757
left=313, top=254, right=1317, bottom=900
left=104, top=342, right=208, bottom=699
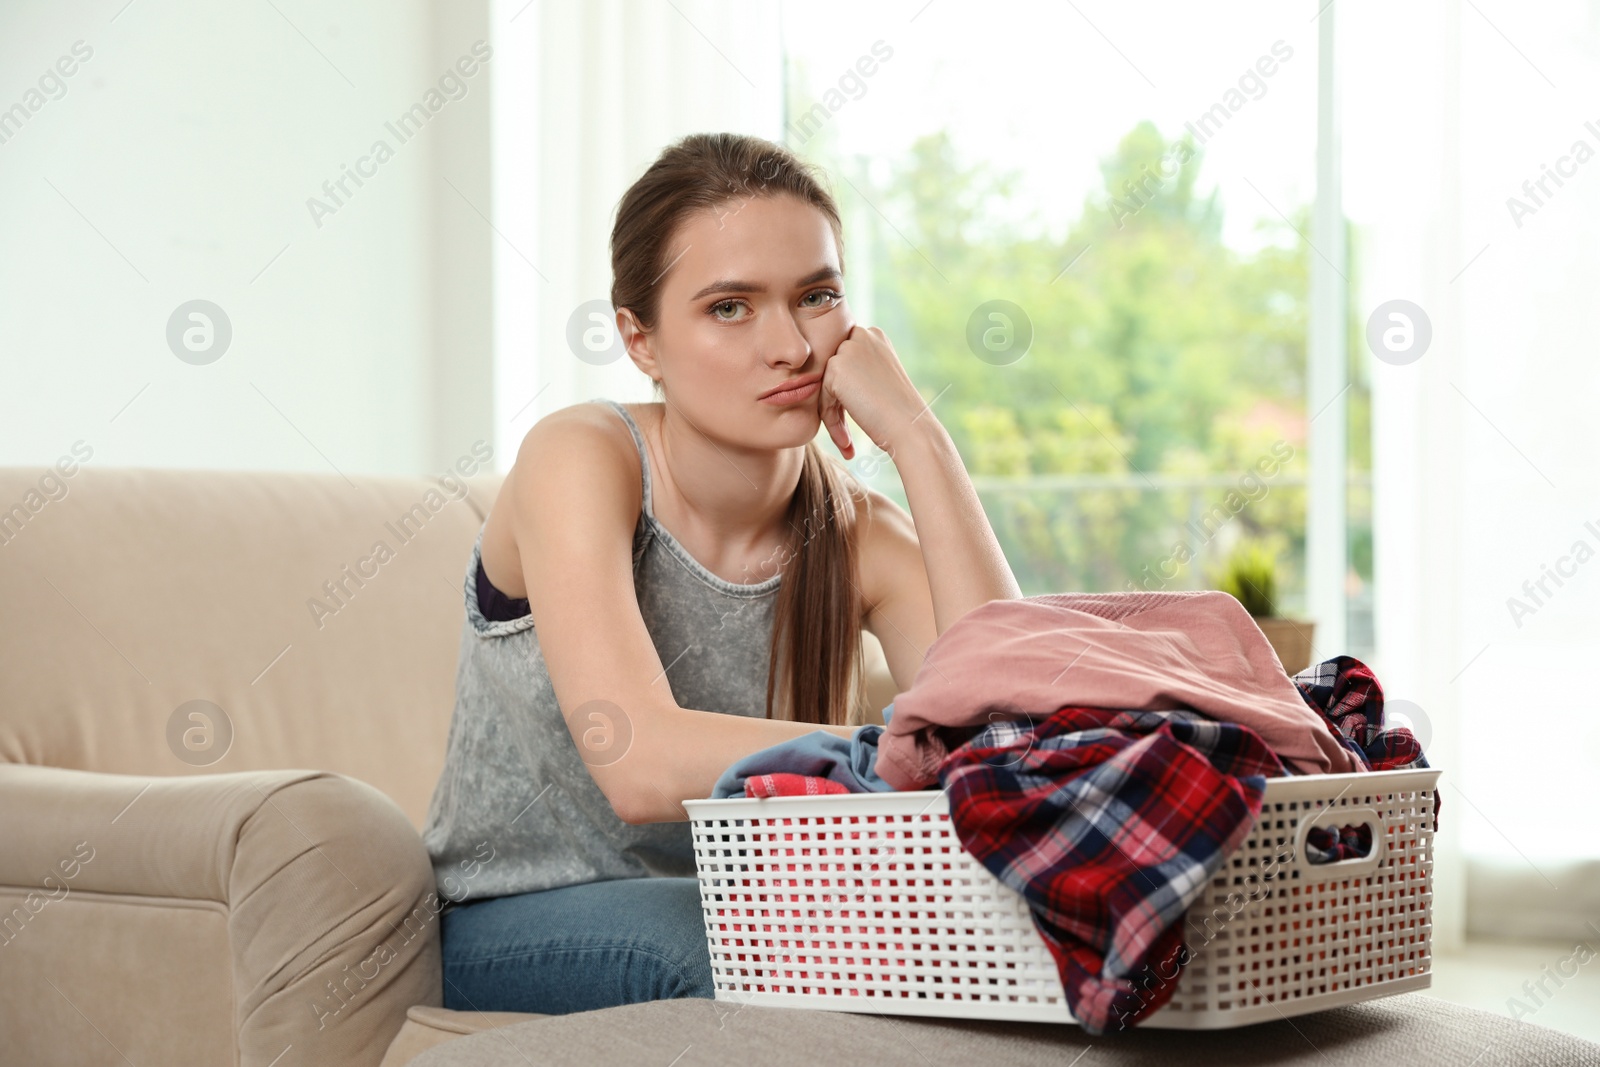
left=0, top=887, right=234, bottom=1067
left=0, top=464, right=898, bottom=828
left=406, top=992, right=1600, bottom=1067
left=379, top=1006, right=547, bottom=1067
left=0, top=466, right=502, bottom=829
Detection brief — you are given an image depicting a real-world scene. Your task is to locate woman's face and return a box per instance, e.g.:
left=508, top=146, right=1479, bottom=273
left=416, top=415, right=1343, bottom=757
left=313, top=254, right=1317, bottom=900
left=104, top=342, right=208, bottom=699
left=629, top=193, right=854, bottom=448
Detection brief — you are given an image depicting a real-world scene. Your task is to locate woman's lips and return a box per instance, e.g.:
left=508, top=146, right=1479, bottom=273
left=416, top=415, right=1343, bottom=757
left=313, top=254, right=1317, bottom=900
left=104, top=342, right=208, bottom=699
left=759, top=378, right=821, bottom=405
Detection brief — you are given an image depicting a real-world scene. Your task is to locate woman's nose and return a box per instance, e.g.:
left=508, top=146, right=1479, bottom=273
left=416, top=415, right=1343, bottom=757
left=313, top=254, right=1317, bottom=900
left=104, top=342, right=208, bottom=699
left=765, top=311, right=812, bottom=367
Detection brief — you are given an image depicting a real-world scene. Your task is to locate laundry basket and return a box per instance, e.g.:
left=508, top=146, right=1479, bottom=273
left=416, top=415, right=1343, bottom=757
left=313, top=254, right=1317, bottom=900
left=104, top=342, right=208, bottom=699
left=683, top=767, right=1438, bottom=1030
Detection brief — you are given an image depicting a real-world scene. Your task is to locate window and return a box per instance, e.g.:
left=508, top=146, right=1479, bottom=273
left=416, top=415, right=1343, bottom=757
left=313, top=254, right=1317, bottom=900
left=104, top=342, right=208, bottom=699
left=780, top=0, right=1371, bottom=656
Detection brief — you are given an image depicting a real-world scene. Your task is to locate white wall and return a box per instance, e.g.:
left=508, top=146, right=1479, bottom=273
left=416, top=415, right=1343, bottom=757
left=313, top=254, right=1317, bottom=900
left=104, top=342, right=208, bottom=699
left=0, top=0, right=494, bottom=478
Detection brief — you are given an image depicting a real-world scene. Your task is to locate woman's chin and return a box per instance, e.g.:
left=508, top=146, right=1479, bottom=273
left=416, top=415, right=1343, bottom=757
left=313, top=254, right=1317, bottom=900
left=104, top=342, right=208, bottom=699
left=764, top=411, right=822, bottom=444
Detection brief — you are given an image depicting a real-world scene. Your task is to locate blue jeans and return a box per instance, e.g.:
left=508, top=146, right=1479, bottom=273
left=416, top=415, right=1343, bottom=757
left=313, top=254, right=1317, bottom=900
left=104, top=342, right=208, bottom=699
left=439, top=876, right=715, bottom=1015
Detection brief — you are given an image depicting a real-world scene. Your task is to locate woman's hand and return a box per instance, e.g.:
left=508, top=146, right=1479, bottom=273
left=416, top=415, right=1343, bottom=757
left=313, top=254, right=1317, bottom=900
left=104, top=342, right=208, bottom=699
left=817, top=325, right=929, bottom=460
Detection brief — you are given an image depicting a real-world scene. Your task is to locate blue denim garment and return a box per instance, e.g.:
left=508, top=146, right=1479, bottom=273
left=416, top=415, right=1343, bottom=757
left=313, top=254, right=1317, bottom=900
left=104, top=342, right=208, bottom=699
left=440, top=876, right=713, bottom=1013
left=710, top=703, right=897, bottom=798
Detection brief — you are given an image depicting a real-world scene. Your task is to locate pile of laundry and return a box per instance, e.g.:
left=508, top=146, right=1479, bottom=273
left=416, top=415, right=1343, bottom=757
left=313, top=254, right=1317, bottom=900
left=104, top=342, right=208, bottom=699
left=709, top=591, right=1433, bottom=1035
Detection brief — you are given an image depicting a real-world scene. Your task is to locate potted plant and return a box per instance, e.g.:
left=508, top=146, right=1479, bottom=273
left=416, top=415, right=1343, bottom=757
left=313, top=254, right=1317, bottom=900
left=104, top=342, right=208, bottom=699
left=1211, top=539, right=1316, bottom=675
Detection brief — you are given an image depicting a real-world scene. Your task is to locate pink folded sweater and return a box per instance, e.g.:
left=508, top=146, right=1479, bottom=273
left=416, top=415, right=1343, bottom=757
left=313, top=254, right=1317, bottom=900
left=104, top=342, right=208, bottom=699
left=877, top=591, right=1361, bottom=790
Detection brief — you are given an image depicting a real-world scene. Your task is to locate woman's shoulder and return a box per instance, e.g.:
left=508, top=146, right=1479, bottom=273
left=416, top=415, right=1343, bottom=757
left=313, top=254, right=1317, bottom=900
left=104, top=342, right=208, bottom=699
left=479, top=401, right=647, bottom=597
left=505, top=399, right=647, bottom=477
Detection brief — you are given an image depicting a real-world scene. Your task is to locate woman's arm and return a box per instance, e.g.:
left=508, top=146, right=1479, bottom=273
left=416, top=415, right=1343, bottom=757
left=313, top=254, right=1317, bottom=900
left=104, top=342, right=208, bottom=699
left=509, top=407, right=858, bottom=828
left=818, top=325, right=1022, bottom=636
left=621, top=713, right=855, bottom=824
left=884, top=414, right=1022, bottom=634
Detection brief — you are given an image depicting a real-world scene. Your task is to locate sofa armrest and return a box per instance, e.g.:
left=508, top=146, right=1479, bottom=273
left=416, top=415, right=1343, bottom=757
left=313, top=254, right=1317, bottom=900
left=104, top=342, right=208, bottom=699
left=0, top=763, right=443, bottom=1066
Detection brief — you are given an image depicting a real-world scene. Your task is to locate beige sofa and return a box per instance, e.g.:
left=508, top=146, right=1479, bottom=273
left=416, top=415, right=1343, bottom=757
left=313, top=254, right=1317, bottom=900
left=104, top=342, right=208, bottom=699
left=0, top=463, right=898, bottom=1066
left=8, top=464, right=1600, bottom=1067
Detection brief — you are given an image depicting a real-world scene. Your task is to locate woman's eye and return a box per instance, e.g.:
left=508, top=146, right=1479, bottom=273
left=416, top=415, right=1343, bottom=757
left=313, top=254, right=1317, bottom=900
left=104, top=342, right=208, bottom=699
left=709, top=291, right=838, bottom=320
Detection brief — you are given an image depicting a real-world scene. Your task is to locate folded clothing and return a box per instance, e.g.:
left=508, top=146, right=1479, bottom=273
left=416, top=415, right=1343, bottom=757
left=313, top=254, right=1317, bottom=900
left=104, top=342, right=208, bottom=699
left=725, top=655, right=1432, bottom=1033
left=1291, top=655, right=1429, bottom=772
left=939, top=653, right=1431, bottom=1034
left=745, top=657, right=1429, bottom=797
left=1304, top=822, right=1375, bottom=863
left=878, top=591, right=1364, bottom=787
left=742, top=772, right=851, bottom=797
left=1288, top=652, right=1440, bottom=827
left=709, top=717, right=895, bottom=799
left=941, top=706, right=1282, bottom=1034
left=702, top=709, right=1282, bottom=1033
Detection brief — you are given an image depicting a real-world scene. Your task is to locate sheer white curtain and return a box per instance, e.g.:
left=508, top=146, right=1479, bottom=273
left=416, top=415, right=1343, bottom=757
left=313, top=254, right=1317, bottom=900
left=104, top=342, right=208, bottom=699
left=1348, top=0, right=1600, bottom=945
left=486, top=0, right=784, bottom=467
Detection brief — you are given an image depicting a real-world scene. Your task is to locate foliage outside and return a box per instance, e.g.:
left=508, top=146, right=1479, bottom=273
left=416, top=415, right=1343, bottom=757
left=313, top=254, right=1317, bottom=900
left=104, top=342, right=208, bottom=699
left=1211, top=539, right=1280, bottom=618
left=789, top=113, right=1373, bottom=622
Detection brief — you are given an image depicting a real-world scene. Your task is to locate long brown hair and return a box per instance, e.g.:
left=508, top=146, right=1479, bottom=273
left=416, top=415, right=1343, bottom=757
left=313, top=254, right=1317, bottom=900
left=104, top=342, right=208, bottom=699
left=609, top=131, right=869, bottom=728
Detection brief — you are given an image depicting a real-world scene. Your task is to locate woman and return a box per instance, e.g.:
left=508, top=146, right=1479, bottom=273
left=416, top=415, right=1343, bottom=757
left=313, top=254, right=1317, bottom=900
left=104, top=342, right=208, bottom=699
left=422, top=131, right=1020, bottom=1015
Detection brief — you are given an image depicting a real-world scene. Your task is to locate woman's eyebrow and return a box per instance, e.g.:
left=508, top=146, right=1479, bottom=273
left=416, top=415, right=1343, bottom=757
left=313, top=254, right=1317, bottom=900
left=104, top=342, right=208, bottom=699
left=688, top=266, right=842, bottom=302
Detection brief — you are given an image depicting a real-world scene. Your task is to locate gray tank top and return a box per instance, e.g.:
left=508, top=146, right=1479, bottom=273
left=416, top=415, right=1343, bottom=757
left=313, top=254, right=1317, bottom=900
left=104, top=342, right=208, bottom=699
left=421, top=398, right=783, bottom=902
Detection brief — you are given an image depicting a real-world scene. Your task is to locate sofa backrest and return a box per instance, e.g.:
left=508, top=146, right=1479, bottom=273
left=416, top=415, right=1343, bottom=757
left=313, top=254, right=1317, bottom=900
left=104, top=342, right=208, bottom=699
left=0, top=465, right=501, bottom=829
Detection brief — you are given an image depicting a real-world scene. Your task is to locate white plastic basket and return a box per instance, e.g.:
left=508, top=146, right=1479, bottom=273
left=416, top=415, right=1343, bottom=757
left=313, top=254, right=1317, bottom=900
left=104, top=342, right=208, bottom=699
left=684, top=767, right=1438, bottom=1029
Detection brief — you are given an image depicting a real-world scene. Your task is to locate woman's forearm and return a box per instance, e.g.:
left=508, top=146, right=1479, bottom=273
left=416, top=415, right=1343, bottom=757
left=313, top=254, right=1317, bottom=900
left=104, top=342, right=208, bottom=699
left=625, top=707, right=856, bottom=824
left=891, top=415, right=1022, bottom=634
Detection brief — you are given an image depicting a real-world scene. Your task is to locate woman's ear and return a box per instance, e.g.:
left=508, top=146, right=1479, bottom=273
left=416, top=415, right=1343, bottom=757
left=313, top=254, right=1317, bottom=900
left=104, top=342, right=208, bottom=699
left=616, top=306, right=659, bottom=381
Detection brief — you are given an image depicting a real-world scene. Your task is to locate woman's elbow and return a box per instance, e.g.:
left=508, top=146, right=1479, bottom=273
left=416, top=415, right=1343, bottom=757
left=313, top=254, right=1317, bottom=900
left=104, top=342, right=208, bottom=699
left=613, top=786, right=674, bottom=825
left=610, top=784, right=648, bottom=825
